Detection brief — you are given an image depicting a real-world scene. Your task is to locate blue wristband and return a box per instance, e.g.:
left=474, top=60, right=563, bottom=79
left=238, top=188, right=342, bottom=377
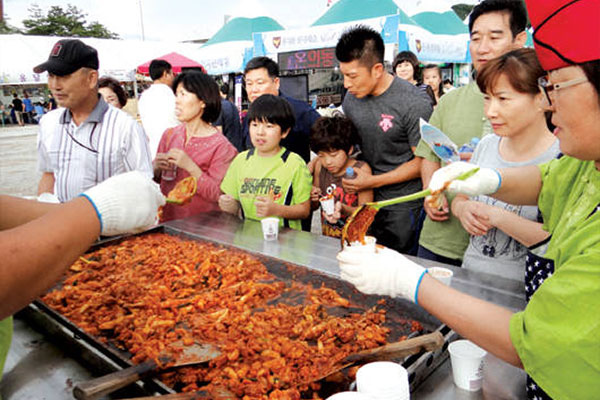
left=79, top=193, right=103, bottom=233
left=493, top=169, right=502, bottom=193
left=414, top=269, right=428, bottom=305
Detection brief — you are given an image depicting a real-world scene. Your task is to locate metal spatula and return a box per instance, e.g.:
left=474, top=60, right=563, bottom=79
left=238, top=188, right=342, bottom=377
left=341, top=168, right=480, bottom=246
left=305, top=331, right=444, bottom=385
left=73, top=341, right=221, bottom=400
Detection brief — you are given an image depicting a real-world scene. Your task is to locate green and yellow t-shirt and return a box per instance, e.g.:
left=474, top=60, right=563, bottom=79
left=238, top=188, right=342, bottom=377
left=0, top=316, right=13, bottom=380
left=220, top=147, right=312, bottom=230
left=509, top=156, right=600, bottom=399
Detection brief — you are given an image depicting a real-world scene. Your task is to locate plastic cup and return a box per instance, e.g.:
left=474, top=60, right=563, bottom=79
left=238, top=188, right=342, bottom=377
left=428, top=266, right=453, bottom=286
left=320, top=196, right=335, bottom=215
left=326, top=392, right=374, bottom=400
left=448, top=340, right=487, bottom=391
left=356, top=361, right=410, bottom=400
left=161, top=163, right=177, bottom=181
left=261, top=217, right=279, bottom=241
left=37, top=192, right=60, bottom=203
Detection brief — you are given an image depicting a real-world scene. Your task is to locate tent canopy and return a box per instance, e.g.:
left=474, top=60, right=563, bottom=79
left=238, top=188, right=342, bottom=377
left=311, top=0, right=419, bottom=26
left=411, top=11, right=468, bottom=35
left=137, top=52, right=205, bottom=75
left=203, top=16, right=284, bottom=47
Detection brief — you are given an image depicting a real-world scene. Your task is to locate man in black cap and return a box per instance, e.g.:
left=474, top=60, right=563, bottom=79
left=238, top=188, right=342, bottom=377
left=35, top=39, right=152, bottom=202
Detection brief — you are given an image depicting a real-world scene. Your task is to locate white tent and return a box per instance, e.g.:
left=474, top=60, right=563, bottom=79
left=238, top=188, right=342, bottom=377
left=0, top=34, right=205, bottom=85
left=194, top=41, right=251, bottom=76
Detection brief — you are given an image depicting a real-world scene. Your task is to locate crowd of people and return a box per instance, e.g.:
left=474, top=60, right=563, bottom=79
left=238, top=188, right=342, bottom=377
left=0, top=0, right=598, bottom=398
left=0, top=92, right=57, bottom=126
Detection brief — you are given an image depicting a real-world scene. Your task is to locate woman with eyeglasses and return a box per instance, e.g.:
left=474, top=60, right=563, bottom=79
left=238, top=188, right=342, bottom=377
left=452, top=48, right=559, bottom=280
left=337, top=0, right=599, bottom=398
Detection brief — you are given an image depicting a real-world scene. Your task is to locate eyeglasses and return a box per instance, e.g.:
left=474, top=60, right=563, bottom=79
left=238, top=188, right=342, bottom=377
left=538, top=75, right=588, bottom=106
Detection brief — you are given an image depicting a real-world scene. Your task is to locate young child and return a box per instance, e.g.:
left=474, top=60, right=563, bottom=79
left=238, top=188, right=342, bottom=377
left=219, top=94, right=312, bottom=230
left=309, top=116, right=373, bottom=238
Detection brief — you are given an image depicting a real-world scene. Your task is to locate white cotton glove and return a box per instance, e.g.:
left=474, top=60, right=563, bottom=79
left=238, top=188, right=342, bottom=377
left=337, top=246, right=427, bottom=303
left=429, top=161, right=501, bottom=197
left=81, top=171, right=166, bottom=236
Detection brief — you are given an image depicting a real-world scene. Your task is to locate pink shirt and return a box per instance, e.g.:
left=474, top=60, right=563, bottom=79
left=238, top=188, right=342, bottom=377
left=157, top=124, right=237, bottom=222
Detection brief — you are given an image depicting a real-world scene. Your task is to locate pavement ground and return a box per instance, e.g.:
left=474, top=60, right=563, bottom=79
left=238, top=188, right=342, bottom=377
left=0, top=124, right=41, bottom=197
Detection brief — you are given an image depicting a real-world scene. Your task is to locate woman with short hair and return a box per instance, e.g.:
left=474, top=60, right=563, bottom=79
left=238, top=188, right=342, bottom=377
left=338, top=0, right=600, bottom=397
left=98, top=76, right=128, bottom=109
left=154, top=71, right=237, bottom=222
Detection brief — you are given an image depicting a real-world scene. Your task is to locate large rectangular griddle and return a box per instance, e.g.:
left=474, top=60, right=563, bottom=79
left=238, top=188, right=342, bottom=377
left=23, top=224, right=453, bottom=397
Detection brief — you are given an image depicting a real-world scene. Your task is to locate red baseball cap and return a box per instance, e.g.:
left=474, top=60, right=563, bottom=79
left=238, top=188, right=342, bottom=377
left=526, top=0, right=600, bottom=71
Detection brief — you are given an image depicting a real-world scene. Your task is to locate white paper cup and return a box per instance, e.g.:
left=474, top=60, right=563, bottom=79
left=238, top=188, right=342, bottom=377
left=260, top=217, right=279, bottom=241
left=356, top=361, right=410, bottom=400
left=327, top=392, right=374, bottom=400
left=428, top=267, right=453, bottom=286
left=448, top=340, right=487, bottom=391
left=320, top=197, right=336, bottom=215
left=342, top=235, right=377, bottom=253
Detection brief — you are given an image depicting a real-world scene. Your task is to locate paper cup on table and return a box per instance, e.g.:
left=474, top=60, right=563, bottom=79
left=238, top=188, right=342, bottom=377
left=448, top=340, right=486, bottom=391
left=320, top=196, right=336, bottom=215
left=428, top=266, right=453, bottom=286
left=327, top=392, right=374, bottom=400
left=356, top=361, right=410, bottom=400
left=342, top=235, right=377, bottom=253
left=260, top=217, right=279, bottom=241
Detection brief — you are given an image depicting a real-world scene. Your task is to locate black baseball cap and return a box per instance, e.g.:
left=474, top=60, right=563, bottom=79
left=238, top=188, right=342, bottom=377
left=34, top=39, right=99, bottom=76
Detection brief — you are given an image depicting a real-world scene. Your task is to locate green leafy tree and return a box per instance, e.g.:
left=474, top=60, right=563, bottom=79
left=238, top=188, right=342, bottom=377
left=0, top=18, right=22, bottom=34
left=22, top=4, right=119, bottom=39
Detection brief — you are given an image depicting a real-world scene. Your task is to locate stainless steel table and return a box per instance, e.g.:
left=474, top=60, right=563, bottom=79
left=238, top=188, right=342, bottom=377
left=1, top=212, right=528, bottom=399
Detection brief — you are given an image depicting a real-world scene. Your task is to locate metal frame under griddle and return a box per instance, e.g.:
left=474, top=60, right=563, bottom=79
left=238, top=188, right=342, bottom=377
left=22, top=224, right=453, bottom=397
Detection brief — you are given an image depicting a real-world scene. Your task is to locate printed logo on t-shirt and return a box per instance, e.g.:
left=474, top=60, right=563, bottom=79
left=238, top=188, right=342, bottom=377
left=378, top=114, right=394, bottom=132
left=325, top=183, right=357, bottom=206
left=240, top=177, right=282, bottom=200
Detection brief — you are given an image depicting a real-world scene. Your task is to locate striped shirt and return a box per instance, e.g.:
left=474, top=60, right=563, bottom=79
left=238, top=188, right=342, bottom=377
left=37, top=96, right=153, bottom=202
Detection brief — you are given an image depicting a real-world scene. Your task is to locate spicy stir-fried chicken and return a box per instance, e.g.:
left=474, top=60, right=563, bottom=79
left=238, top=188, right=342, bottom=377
left=42, top=234, right=420, bottom=399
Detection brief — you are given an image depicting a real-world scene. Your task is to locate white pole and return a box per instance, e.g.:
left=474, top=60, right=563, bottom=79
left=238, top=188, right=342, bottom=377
left=138, top=0, right=145, bottom=41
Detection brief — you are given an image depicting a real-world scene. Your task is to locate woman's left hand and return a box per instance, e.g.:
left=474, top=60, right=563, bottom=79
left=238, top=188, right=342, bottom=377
left=455, top=200, right=494, bottom=236
left=167, top=148, right=195, bottom=172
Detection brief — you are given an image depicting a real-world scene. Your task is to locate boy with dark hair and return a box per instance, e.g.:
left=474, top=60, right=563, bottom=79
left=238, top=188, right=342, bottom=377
left=309, top=116, right=373, bottom=238
left=335, top=25, right=432, bottom=254
left=139, top=59, right=178, bottom=157
left=219, top=95, right=312, bottom=230
left=414, top=0, right=528, bottom=265
left=242, top=56, right=320, bottom=232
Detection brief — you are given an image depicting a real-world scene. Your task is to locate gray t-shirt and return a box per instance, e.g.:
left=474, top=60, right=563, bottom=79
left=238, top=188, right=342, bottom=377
left=342, top=76, right=432, bottom=205
left=461, top=134, right=561, bottom=280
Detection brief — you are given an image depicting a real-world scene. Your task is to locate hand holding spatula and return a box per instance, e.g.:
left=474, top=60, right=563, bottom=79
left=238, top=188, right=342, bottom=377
left=341, top=166, right=482, bottom=247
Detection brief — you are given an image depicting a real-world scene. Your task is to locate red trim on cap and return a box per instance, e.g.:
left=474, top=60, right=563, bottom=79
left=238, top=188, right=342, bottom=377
left=527, top=0, right=600, bottom=70
left=50, top=43, right=62, bottom=58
